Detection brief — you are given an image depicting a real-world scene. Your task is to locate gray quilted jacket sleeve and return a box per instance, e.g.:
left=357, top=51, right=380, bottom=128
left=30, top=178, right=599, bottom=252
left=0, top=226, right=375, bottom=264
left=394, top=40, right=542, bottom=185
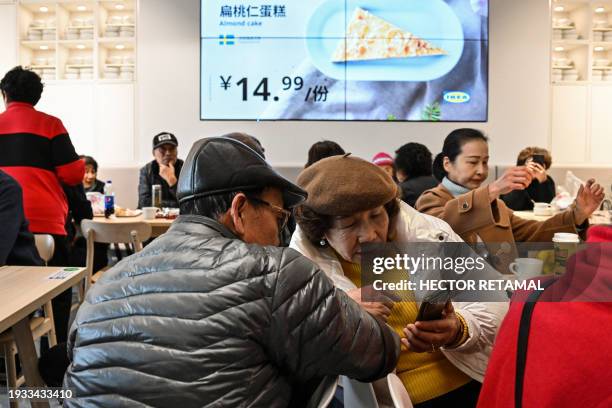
left=266, top=248, right=400, bottom=383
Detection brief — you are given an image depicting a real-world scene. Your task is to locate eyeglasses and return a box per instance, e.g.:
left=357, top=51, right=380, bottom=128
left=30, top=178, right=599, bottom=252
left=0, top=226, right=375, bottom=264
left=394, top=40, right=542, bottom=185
left=247, top=196, right=291, bottom=230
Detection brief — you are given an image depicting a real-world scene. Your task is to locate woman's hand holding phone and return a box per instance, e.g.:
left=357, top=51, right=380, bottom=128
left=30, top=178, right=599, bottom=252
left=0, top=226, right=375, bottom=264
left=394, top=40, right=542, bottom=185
left=401, top=302, right=463, bottom=353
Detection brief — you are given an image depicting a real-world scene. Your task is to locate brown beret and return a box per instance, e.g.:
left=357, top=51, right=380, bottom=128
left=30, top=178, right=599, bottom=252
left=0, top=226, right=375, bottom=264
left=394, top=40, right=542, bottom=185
left=296, top=154, right=398, bottom=216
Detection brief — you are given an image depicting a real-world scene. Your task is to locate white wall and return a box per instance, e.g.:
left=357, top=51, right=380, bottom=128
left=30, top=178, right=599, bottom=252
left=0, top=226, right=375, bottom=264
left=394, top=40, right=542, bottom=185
left=0, top=3, right=17, bottom=77
left=137, top=0, right=551, bottom=167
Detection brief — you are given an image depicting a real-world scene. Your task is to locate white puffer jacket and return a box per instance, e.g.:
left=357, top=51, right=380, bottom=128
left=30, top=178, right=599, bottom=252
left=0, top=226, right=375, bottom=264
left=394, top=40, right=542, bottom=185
left=290, top=201, right=508, bottom=382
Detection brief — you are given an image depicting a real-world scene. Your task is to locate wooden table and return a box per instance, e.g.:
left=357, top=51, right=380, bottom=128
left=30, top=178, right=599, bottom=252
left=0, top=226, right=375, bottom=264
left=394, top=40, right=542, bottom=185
left=93, top=215, right=175, bottom=237
left=0, top=266, right=86, bottom=408
left=514, top=210, right=611, bottom=225
left=513, top=210, right=557, bottom=222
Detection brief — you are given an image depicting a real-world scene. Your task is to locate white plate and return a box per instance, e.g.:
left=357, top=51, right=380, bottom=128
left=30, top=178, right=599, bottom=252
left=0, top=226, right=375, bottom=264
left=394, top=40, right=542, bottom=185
left=116, top=209, right=142, bottom=217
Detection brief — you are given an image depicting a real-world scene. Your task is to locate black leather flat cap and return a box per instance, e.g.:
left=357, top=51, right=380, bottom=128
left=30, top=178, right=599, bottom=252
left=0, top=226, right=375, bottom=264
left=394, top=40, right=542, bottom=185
left=177, top=137, right=307, bottom=208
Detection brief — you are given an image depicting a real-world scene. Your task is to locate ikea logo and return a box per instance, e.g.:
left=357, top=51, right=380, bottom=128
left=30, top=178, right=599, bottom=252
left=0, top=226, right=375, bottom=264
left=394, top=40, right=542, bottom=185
left=443, top=91, right=471, bottom=104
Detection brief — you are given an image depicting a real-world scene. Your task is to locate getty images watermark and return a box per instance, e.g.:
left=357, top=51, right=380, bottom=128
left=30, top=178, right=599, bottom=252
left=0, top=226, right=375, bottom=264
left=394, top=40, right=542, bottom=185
left=360, top=242, right=612, bottom=303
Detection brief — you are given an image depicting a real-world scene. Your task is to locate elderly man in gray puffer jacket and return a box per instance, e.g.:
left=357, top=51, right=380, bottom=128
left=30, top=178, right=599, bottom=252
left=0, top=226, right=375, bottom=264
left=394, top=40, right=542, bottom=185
left=64, top=137, right=400, bottom=408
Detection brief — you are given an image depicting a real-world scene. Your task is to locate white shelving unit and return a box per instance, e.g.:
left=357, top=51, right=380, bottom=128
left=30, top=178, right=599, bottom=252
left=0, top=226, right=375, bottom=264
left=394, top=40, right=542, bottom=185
left=17, top=0, right=136, bottom=81
left=550, top=0, right=612, bottom=164
left=551, top=0, right=612, bottom=83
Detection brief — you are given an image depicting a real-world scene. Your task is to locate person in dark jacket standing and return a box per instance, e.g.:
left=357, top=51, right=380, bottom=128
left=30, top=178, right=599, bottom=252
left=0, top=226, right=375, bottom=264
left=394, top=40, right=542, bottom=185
left=64, top=137, right=400, bottom=407
left=395, top=142, right=439, bottom=207
left=0, top=169, right=42, bottom=266
left=137, top=131, right=184, bottom=208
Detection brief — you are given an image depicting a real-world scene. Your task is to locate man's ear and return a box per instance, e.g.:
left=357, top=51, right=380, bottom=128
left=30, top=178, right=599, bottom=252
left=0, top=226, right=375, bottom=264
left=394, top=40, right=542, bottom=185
left=230, top=193, right=248, bottom=236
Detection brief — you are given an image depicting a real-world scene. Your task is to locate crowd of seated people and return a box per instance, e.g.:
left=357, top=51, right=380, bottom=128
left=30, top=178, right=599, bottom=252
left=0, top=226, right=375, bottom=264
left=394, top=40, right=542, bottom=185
left=1, top=66, right=610, bottom=408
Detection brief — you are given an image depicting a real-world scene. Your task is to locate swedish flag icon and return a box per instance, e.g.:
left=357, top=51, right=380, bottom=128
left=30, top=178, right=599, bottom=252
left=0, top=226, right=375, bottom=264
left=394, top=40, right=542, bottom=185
left=219, top=34, right=235, bottom=45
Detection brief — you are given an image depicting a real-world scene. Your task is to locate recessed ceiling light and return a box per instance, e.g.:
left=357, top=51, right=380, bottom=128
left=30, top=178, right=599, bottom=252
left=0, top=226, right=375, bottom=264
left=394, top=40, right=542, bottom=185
left=115, top=44, right=125, bottom=50
left=39, top=45, right=49, bottom=50
left=115, top=4, right=125, bottom=10
left=554, top=46, right=565, bottom=51
left=554, top=6, right=565, bottom=12
left=39, top=6, right=49, bottom=13
left=77, top=5, right=87, bottom=11
left=595, top=46, right=605, bottom=51
left=76, top=44, right=86, bottom=49
left=595, top=7, right=605, bottom=13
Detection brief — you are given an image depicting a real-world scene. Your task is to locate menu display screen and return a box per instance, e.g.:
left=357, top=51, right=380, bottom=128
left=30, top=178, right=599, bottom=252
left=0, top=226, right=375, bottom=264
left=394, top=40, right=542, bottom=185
left=200, top=0, right=489, bottom=121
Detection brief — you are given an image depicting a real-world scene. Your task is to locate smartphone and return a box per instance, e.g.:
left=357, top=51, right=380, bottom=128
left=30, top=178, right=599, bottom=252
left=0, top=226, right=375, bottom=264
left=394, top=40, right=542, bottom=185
left=531, top=154, right=546, bottom=166
left=416, top=299, right=450, bottom=321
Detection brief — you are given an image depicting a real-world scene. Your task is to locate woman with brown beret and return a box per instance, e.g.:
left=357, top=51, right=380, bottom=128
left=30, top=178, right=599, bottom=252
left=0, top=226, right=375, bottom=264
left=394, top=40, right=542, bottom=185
left=290, top=154, right=507, bottom=407
left=416, top=129, right=604, bottom=273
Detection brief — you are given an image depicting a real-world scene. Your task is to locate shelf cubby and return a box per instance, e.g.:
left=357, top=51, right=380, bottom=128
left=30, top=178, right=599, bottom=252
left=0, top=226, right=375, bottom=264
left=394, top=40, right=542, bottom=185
left=16, top=0, right=136, bottom=81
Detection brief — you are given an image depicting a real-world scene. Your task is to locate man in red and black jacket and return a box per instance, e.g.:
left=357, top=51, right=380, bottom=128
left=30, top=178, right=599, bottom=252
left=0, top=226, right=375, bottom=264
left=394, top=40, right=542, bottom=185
left=0, top=66, right=84, bottom=342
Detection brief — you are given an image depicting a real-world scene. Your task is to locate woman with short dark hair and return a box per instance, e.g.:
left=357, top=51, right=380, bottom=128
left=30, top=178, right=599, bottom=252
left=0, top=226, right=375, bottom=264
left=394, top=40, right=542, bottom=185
left=395, top=142, right=439, bottom=207
left=501, top=147, right=556, bottom=211
left=81, top=155, right=105, bottom=194
left=304, top=140, right=345, bottom=168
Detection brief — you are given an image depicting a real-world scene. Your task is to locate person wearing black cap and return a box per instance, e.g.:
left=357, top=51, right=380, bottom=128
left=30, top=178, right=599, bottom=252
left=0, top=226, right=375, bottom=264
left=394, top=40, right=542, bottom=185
left=64, top=137, right=400, bottom=407
left=137, top=131, right=184, bottom=208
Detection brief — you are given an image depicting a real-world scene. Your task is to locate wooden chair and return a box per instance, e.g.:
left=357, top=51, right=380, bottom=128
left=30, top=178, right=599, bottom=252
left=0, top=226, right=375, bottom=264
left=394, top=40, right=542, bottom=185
left=1, top=234, right=57, bottom=401
left=79, top=219, right=152, bottom=297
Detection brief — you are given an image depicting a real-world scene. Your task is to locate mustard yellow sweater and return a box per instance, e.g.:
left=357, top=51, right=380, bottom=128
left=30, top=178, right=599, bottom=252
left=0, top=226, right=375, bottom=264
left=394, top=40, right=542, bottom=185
left=338, top=256, right=471, bottom=404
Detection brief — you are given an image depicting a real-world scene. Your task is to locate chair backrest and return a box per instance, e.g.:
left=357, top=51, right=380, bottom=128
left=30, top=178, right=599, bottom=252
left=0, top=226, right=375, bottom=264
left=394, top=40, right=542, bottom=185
left=313, top=376, right=338, bottom=408
left=387, top=373, right=414, bottom=408
left=34, top=234, right=55, bottom=264
left=81, top=219, right=153, bottom=246
left=80, top=219, right=152, bottom=292
left=340, top=376, right=379, bottom=408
